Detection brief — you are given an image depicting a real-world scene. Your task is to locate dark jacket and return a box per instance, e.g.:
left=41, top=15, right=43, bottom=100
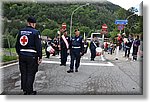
left=15, top=26, right=42, bottom=59
left=125, top=37, right=134, bottom=48
left=70, top=35, right=84, bottom=54
left=60, top=35, right=70, bottom=49
left=90, top=41, right=97, bottom=50
left=133, top=39, right=140, bottom=47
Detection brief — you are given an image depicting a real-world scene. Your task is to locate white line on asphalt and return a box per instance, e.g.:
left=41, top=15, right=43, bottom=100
left=0, top=60, right=114, bottom=69
left=42, top=61, right=114, bottom=67
left=50, top=56, right=89, bottom=60
left=0, top=62, right=19, bottom=69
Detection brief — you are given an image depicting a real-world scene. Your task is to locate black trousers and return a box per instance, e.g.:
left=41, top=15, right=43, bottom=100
left=46, top=50, right=50, bottom=58
left=70, top=50, right=81, bottom=70
left=61, top=48, right=68, bottom=65
left=84, top=47, right=88, bottom=54
left=90, top=49, right=96, bottom=60
left=133, top=46, right=139, bottom=60
left=19, top=55, right=38, bottom=93
left=125, top=47, right=131, bottom=58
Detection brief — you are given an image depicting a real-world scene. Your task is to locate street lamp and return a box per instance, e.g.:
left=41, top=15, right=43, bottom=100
left=70, top=3, right=90, bottom=38
left=126, top=13, right=136, bottom=20
left=124, top=13, right=136, bottom=33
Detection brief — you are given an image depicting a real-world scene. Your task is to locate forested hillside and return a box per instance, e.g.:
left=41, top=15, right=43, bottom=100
left=2, top=1, right=142, bottom=48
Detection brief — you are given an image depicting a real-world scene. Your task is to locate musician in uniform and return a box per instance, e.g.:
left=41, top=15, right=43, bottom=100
left=60, top=30, right=70, bottom=66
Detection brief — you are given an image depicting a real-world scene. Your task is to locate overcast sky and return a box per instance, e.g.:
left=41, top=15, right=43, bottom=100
left=107, top=0, right=142, bottom=9
left=107, top=0, right=143, bottom=15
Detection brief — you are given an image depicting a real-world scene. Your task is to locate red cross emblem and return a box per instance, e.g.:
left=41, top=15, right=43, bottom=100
left=20, top=35, right=28, bottom=46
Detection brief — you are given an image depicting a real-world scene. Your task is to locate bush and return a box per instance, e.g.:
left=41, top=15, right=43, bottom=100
left=2, top=55, right=18, bottom=62
left=3, top=34, right=16, bottom=48
left=41, top=29, right=57, bottom=39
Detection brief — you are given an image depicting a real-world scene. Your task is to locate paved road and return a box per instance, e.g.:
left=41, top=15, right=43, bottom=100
left=0, top=50, right=143, bottom=95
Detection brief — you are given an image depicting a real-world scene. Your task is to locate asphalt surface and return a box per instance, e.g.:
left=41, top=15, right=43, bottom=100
left=0, top=49, right=143, bottom=95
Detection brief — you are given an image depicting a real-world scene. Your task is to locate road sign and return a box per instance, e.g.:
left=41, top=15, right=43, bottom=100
left=115, top=20, right=128, bottom=25
left=118, top=24, right=124, bottom=30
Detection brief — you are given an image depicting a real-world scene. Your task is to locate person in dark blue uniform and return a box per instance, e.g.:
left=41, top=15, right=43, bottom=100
left=67, top=29, right=84, bottom=73
left=15, top=17, right=42, bottom=95
left=60, top=30, right=70, bottom=66
left=90, top=36, right=97, bottom=61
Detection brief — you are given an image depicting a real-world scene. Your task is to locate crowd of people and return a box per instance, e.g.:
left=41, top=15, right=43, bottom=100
left=15, top=17, right=143, bottom=95
left=102, top=33, right=142, bottom=61
left=44, top=32, right=143, bottom=62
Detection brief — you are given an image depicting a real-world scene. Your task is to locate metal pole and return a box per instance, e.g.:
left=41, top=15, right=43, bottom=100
left=125, top=13, right=136, bottom=34
left=102, top=34, right=104, bottom=45
left=124, top=26, right=125, bottom=33
left=126, top=13, right=136, bottom=20
left=70, top=3, right=89, bottom=39
left=70, top=12, right=74, bottom=39
left=120, top=30, right=121, bottom=34
left=84, top=32, right=86, bottom=40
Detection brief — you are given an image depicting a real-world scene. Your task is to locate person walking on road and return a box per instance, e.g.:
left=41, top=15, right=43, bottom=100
left=67, top=29, right=84, bottom=73
left=15, top=17, right=42, bottom=95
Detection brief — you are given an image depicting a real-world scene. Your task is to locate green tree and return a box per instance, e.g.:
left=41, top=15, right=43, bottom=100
left=41, top=29, right=56, bottom=39
left=41, top=29, right=51, bottom=36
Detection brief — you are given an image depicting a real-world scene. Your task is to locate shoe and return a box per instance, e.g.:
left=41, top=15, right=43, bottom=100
left=91, top=59, right=94, bottom=61
left=60, top=64, right=63, bottom=66
left=27, top=91, right=37, bottom=95
left=75, top=69, right=78, bottom=72
left=23, top=91, right=27, bottom=95
left=101, top=56, right=105, bottom=61
left=133, top=59, right=136, bottom=61
left=115, top=58, right=118, bottom=60
left=60, top=64, right=66, bottom=66
left=67, top=70, right=73, bottom=73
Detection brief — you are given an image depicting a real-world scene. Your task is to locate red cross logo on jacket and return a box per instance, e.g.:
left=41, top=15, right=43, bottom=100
left=20, top=35, right=28, bottom=46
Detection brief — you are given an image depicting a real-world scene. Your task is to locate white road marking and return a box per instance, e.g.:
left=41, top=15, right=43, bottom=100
left=50, top=56, right=90, bottom=60
left=0, top=62, right=19, bottom=69
left=0, top=60, right=114, bottom=69
left=42, top=61, right=114, bottom=67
